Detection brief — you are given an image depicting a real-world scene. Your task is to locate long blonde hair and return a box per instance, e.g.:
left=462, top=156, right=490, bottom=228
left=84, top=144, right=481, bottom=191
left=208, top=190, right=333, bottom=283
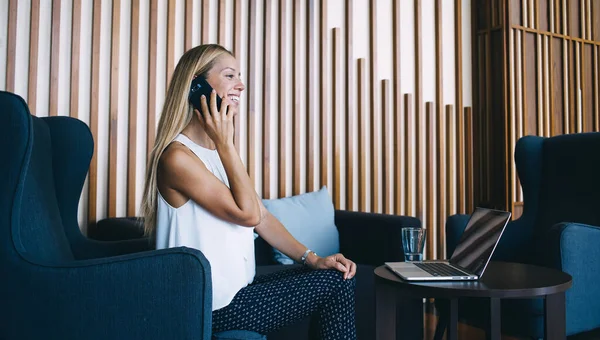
left=140, top=44, right=233, bottom=238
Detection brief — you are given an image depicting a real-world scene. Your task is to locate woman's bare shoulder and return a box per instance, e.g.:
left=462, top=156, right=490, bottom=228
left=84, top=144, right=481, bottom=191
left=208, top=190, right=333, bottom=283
left=159, top=142, right=205, bottom=179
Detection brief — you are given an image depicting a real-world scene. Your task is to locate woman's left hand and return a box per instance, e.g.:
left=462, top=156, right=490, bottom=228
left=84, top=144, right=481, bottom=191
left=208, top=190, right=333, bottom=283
left=309, top=253, right=357, bottom=280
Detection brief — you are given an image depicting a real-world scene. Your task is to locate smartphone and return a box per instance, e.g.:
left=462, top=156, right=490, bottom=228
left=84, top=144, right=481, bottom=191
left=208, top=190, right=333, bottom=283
left=189, top=76, right=222, bottom=112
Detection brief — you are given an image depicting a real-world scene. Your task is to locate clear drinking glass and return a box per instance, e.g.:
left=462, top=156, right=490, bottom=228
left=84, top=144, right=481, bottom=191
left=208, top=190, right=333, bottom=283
left=402, top=227, right=426, bottom=262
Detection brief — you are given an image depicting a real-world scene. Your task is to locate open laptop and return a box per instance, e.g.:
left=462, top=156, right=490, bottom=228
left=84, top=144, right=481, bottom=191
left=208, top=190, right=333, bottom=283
left=385, top=207, right=511, bottom=281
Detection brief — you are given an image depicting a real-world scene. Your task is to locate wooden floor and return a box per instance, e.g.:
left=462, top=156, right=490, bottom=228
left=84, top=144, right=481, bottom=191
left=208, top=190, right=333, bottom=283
left=422, top=301, right=600, bottom=340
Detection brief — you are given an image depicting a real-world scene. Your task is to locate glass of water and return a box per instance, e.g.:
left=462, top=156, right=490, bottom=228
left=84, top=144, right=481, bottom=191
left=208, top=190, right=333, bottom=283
left=402, top=227, right=426, bottom=262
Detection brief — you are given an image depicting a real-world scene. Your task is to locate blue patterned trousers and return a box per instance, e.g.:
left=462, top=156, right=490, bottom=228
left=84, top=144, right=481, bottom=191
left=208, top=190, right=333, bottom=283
left=212, top=266, right=357, bottom=339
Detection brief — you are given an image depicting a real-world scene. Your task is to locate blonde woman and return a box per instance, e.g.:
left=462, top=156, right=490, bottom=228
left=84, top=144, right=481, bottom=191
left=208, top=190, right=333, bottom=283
left=141, top=44, right=357, bottom=339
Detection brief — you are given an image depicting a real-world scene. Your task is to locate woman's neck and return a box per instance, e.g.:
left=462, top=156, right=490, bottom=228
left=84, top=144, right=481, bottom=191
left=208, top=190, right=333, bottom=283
left=180, top=118, right=216, bottom=150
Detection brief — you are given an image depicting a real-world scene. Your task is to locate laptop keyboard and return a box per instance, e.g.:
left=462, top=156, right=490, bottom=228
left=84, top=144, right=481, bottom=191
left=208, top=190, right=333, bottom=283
left=413, top=262, right=468, bottom=277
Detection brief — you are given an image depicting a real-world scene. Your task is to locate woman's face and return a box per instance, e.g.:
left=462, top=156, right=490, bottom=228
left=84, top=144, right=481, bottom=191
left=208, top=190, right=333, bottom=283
left=204, top=54, right=245, bottom=114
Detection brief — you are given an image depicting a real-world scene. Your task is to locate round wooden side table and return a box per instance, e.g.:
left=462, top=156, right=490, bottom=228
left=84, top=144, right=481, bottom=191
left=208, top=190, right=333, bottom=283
left=374, top=261, right=572, bottom=340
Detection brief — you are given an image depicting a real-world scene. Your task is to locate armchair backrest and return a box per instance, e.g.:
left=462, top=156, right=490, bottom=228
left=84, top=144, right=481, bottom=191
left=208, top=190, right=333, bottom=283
left=534, top=132, right=600, bottom=236
left=0, top=91, right=84, bottom=264
left=515, top=133, right=600, bottom=239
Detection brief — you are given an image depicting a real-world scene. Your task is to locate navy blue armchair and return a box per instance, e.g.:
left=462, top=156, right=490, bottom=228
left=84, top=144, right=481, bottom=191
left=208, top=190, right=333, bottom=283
left=442, top=133, right=600, bottom=338
left=0, top=91, right=264, bottom=340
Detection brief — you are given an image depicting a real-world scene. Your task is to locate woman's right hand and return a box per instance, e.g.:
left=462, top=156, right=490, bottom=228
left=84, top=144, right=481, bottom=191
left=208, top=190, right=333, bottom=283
left=197, top=90, right=233, bottom=148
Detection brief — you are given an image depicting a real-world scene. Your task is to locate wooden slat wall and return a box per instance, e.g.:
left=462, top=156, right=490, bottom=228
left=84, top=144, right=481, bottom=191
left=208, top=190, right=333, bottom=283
left=501, top=0, right=600, bottom=217
left=2, top=0, right=474, bottom=260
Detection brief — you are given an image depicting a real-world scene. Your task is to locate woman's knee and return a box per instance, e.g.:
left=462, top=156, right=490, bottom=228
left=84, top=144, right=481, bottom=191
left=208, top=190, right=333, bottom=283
left=312, top=269, right=356, bottom=292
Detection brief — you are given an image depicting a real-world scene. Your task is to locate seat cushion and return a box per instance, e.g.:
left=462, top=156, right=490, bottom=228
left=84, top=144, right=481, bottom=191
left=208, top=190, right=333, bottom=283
left=212, top=330, right=266, bottom=340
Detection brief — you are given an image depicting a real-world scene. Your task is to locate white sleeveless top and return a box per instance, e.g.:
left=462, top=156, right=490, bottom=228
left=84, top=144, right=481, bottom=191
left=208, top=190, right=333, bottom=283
left=155, top=134, right=256, bottom=311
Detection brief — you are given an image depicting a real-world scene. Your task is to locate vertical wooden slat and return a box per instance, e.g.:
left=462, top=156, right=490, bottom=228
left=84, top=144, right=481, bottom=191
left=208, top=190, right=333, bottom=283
left=393, top=0, right=403, bottom=215
left=344, top=0, right=353, bottom=210
left=446, top=105, right=455, bottom=216
left=561, top=0, right=569, bottom=35
left=465, top=107, right=474, bottom=212
left=523, top=0, right=529, bottom=27
left=293, top=0, right=302, bottom=196
left=332, top=27, right=341, bottom=208
left=202, top=0, right=211, bottom=43
left=278, top=0, right=288, bottom=198
left=307, top=0, right=316, bottom=193
left=415, top=0, right=423, bottom=218
left=435, top=0, right=443, bottom=137
left=509, top=29, right=517, bottom=203
left=577, top=42, right=582, bottom=132
left=436, top=102, right=447, bottom=258
left=319, top=0, right=328, bottom=190
left=587, top=0, right=591, bottom=40
left=454, top=0, right=464, bottom=212
left=49, top=0, right=62, bottom=116
left=567, top=39, right=574, bottom=133
left=491, top=0, right=497, bottom=27
left=370, top=0, right=379, bottom=213
left=516, top=31, right=523, bottom=201
left=425, top=102, right=435, bottom=259
left=127, top=0, right=140, bottom=217
left=185, top=0, right=193, bottom=51
left=167, top=0, right=176, bottom=85
left=247, top=0, right=257, bottom=184
left=595, top=46, right=599, bottom=132
left=593, top=0, right=600, bottom=41
left=147, top=0, right=158, bottom=156
left=484, top=35, right=491, bottom=203
left=5, top=0, right=17, bottom=92
left=539, top=0, right=547, bottom=31
left=531, top=0, right=536, bottom=29
left=382, top=80, right=391, bottom=214
left=545, top=36, right=551, bottom=136
left=28, top=0, right=41, bottom=114
left=233, top=0, right=242, bottom=151
left=583, top=44, right=593, bottom=132
left=580, top=0, right=585, bottom=40
left=537, top=35, right=544, bottom=136
left=404, top=94, right=413, bottom=216
left=552, top=37, right=564, bottom=136
left=262, top=0, right=272, bottom=199
left=88, top=0, right=103, bottom=224
left=358, top=59, right=367, bottom=212
left=550, top=0, right=555, bottom=32
left=456, top=105, right=465, bottom=214
left=219, top=0, right=227, bottom=46
left=108, top=0, right=121, bottom=217
left=70, top=0, right=81, bottom=119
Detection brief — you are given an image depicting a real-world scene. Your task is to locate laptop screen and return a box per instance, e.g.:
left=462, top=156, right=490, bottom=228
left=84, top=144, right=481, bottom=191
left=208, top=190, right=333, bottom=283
left=448, top=208, right=511, bottom=276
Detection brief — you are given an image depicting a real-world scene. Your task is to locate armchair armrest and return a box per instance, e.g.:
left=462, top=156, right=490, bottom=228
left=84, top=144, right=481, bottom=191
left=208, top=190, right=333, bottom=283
left=539, top=222, right=600, bottom=335
left=68, top=217, right=152, bottom=260
left=6, top=247, right=212, bottom=340
left=334, top=210, right=421, bottom=266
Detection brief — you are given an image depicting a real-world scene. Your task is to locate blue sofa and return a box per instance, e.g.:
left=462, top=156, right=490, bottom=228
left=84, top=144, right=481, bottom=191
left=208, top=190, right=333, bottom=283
left=440, top=133, right=600, bottom=338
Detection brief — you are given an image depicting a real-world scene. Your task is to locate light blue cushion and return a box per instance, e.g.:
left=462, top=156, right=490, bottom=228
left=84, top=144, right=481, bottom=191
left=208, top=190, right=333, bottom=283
left=262, top=186, right=340, bottom=264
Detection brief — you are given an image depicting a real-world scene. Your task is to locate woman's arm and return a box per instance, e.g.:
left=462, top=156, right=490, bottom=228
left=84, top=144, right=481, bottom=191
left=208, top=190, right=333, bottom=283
left=254, top=204, right=357, bottom=279
left=159, top=145, right=261, bottom=227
